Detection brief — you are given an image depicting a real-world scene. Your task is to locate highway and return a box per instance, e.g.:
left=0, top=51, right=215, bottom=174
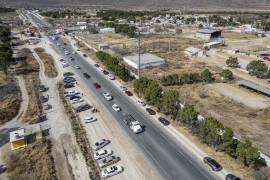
left=27, top=11, right=220, bottom=180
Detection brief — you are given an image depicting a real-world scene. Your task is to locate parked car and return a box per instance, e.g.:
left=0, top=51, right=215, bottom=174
left=84, top=116, right=97, bottom=123
left=92, top=139, right=110, bottom=151
left=146, top=108, right=156, bottom=115
left=203, top=157, right=222, bottom=171
left=101, top=165, right=123, bottom=178
left=40, top=95, right=49, bottom=103
left=94, top=83, right=101, bottom=89
left=112, top=104, right=121, bottom=112
left=158, top=117, right=170, bottom=126
left=137, top=100, right=145, bottom=106
left=43, top=103, right=52, bottom=110
left=98, top=156, right=120, bottom=168
left=94, top=149, right=113, bottom=160
left=39, top=85, right=49, bottom=92
left=102, top=70, right=109, bottom=75
left=225, top=174, right=241, bottom=180
left=120, top=86, right=127, bottom=92
left=103, top=92, right=113, bottom=101
left=63, top=72, right=74, bottom=77
left=83, top=54, right=87, bottom=57
left=70, top=95, right=81, bottom=100
left=94, top=64, right=100, bottom=68
left=107, top=74, right=115, bottom=80
left=64, top=83, right=75, bottom=89
left=83, top=73, right=91, bottom=79
left=73, top=65, right=80, bottom=69
left=125, top=90, right=133, bottom=96
left=71, top=98, right=84, bottom=104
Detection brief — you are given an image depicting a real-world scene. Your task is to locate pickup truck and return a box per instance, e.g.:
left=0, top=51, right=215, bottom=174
left=124, top=114, right=143, bottom=134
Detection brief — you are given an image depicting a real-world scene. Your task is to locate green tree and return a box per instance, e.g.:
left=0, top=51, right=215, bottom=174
left=221, top=69, right=233, bottom=81
left=144, top=80, right=162, bottom=105
left=180, top=104, right=198, bottom=126
left=201, top=69, right=213, bottom=83
left=236, top=140, right=260, bottom=167
left=160, top=90, right=179, bottom=116
left=0, top=52, right=12, bottom=73
left=247, top=60, right=269, bottom=79
left=226, top=57, right=239, bottom=68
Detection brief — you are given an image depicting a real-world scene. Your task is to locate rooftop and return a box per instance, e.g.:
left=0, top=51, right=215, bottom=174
left=238, top=80, right=270, bottom=96
left=197, top=29, right=221, bottom=34
left=185, top=47, right=201, bottom=54
left=123, top=53, right=165, bottom=65
left=10, top=128, right=25, bottom=142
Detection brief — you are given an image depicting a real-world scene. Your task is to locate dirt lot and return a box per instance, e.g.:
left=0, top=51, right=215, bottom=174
left=222, top=32, right=258, bottom=40
left=5, top=138, right=57, bottom=180
left=34, top=47, right=58, bottom=78
left=0, top=73, right=21, bottom=125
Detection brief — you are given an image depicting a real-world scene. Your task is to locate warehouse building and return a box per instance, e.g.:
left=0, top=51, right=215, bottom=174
left=196, top=29, right=222, bottom=41
left=185, top=47, right=202, bottom=57
left=123, top=53, right=166, bottom=69
left=10, top=128, right=27, bottom=150
left=238, top=80, right=270, bottom=97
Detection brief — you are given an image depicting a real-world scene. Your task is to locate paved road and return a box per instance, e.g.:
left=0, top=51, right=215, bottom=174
left=27, top=11, right=219, bottom=180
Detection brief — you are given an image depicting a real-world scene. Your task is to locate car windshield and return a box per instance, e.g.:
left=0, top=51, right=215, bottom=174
left=209, top=159, right=220, bottom=168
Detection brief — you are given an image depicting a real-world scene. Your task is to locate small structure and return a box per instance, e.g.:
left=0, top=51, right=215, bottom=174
left=123, top=53, right=166, bottom=69
left=98, top=43, right=110, bottom=50
left=238, top=80, right=270, bottom=97
left=10, top=128, right=27, bottom=150
left=99, top=27, right=115, bottom=34
left=203, top=41, right=222, bottom=49
left=184, top=47, right=201, bottom=57
left=196, top=29, right=222, bottom=41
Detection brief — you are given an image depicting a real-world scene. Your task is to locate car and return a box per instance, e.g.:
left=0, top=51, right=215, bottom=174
left=63, top=72, right=74, bottom=77
left=71, top=98, right=84, bottom=104
left=107, top=74, right=115, bottom=80
left=98, top=156, right=120, bottom=168
left=83, top=73, right=91, bottom=79
left=62, top=63, right=70, bottom=68
left=83, top=54, right=87, bottom=57
left=203, top=157, right=222, bottom=171
left=39, top=85, right=49, bottom=92
left=84, top=116, right=97, bottom=123
left=40, top=95, right=49, bottom=103
left=94, top=64, right=100, bottom=68
left=112, top=104, right=121, bottom=112
left=64, top=51, right=70, bottom=55
left=103, top=92, right=113, bottom=101
left=94, top=149, right=113, bottom=160
left=225, top=174, right=241, bottom=180
left=59, top=58, right=65, bottom=62
left=92, top=139, right=110, bottom=151
left=94, top=83, right=101, bottom=89
left=102, top=70, right=109, bottom=75
left=0, top=164, right=7, bottom=174
left=125, top=90, right=133, bottom=96
left=101, top=165, right=123, bottom=178
left=158, top=117, right=170, bottom=126
left=69, top=57, right=75, bottom=61
left=137, top=100, right=145, bottom=106
left=146, top=108, right=156, bottom=115
left=64, top=76, right=76, bottom=81
left=43, top=103, right=52, bottom=110
left=120, top=86, right=127, bottom=92
left=73, top=65, right=80, bottom=69
left=64, top=83, right=75, bottom=89
left=70, top=95, right=81, bottom=100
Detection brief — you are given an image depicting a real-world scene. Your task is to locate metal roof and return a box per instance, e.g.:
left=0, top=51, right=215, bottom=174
left=10, top=128, right=25, bottom=142
left=238, top=80, right=270, bottom=96
left=197, top=29, right=221, bottom=34
left=123, top=53, right=165, bottom=65
left=185, top=47, right=201, bottom=54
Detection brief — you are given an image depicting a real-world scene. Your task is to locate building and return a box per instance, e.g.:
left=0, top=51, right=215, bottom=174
left=238, top=80, right=270, bottom=96
left=203, top=41, right=222, bottom=49
left=99, top=28, right=115, bottom=34
left=10, top=128, right=27, bottom=150
left=184, top=47, right=201, bottom=57
left=196, top=29, right=222, bottom=41
left=98, top=43, right=110, bottom=50
left=123, top=53, right=166, bottom=69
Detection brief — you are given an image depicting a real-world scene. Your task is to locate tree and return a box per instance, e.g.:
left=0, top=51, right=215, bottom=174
left=226, top=57, right=239, bottom=68
left=160, top=74, right=179, bottom=86
left=180, top=104, right=198, bottom=126
left=0, top=52, right=12, bottom=73
left=201, top=69, right=213, bottom=83
left=160, top=90, right=179, bottom=117
left=247, top=60, right=269, bottom=79
left=221, top=69, right=233, bottom=81
left=144, top=80, right=162, bottom=105
left=236, top=140, right=260, bottom=167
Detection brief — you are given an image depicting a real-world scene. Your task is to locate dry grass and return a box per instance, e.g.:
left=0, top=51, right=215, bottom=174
left=34, top=47, right=58, bottom=78
left=222, top=32, right=258, bottom=40
left=16, top=48, right=42, bottom=124
left=58, top=82, right=101, bottom=180
left=0, top=73, right=21, bottom=124
left=6, top=139, right=58, bottom=180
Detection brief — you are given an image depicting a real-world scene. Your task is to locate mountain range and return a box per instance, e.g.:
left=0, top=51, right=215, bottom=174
left=1, top=0, right=270, bottom=9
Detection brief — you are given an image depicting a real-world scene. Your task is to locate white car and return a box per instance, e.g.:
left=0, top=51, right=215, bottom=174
left=71, top=98, right=84, bottom=104
left=92, top=139, right=110, bottom=151
left=103, top=92, right=113, bottom=101
left=101, top=165, right=124, bottom=178
left=112, top=104, right=121, bottom=112
left=107, top=74, right=115, bottom=80
left=94, top=149, right=113, bottom=160
left=62, top=62, right=70, bottom=68
left=73, top=65, right=80, bottom=69
left=64, top=51, right=70, bottom=55
left=120, top=86, right=127, bottom=92
left=84, top=116, right=97, bottom=123
left=137, top=100, right=146, bottom=106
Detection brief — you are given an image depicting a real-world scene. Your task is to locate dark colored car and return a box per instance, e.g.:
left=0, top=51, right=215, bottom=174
left=70, top=95, right=81, bottom=100
left=146, top=108, right=156, bottom=115
left=83, top=54, right=87, bottom=57
left=203, top=157, right=222, bottom=171
left=158, top=117, right=170, bottom=126
left=94, top=64, right=100, bottom=68
left=102, top=70, right=109, bottom=75
left=83, top=73, right=91, bottom=79
left=225, top=174, right=241, bottom=180
left=39, top=85, right=49, bottom=92
left=94, top=83, right=101, bottom=89
left=64, top=83, right=75, bottom=89
left=63, top=72, right=74, bottom=77
left=125, top=90, right=133, bottom=96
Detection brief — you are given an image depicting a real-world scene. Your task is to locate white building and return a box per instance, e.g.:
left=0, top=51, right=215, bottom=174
left=99, top=28, right=115, bottom=33
left=123, top=53, right=166, bottom=69
left=184, top=47, right=201, bottom=57
left=10, top=128, right=27, bottom=150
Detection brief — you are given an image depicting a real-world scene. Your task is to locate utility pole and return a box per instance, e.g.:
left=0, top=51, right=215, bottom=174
left=138, top=24, right=141, bottom=79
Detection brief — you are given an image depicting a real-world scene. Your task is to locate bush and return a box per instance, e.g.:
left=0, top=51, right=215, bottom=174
left=226, top=57, right=239, bottom=68
left=201, top=69, right=213, bottom=83
left=179, top=104, right=198, bottom=126
left=160, top=74, right=179, bottom=86
left=236, top=140, right=260, bottom=167
left=247, top=60, right=269, bottom=79
left=221, top=69, right=233, bottom=81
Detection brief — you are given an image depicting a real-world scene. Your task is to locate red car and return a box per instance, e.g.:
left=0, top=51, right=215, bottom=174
left=94, top=83, right=101, bottom=89
left=125, top=90, right=133, bottom=96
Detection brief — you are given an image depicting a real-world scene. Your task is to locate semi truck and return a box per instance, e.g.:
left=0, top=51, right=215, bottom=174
left=124, top=114, right=143, bottom=134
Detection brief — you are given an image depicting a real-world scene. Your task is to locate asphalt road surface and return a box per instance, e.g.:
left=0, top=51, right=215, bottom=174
left=27, top=11, right=219, bottom=180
